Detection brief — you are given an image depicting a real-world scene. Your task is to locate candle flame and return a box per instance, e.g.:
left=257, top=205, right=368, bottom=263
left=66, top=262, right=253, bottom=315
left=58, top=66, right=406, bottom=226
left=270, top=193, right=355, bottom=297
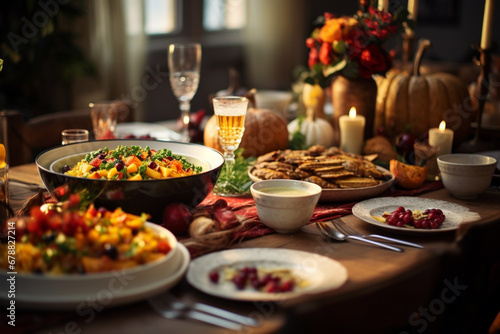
left=439, top=121, right=446, bottom=131
left=349, top=107, right=357, bottom=118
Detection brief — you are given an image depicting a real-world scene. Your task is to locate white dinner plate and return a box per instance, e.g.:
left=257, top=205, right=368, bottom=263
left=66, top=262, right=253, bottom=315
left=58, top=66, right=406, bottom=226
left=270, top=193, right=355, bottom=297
left=115, top=122, right=182, bottom=141
left=248, top=166, right=394, bottom=203
left=1, top=240, right=190, bottom=310
left=187, top=248, right=347, bottom=301
left=352, top=196, right=480, bottom=235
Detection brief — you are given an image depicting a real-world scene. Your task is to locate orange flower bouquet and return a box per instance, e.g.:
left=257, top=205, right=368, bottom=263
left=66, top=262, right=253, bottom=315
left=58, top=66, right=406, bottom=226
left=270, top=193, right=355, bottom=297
left=305, top=6, right=411, bottom=84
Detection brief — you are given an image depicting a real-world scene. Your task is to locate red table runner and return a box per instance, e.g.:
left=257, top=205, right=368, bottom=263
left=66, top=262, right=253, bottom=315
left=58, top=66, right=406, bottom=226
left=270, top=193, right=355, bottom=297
left=184, top=181, right=443, bottom=257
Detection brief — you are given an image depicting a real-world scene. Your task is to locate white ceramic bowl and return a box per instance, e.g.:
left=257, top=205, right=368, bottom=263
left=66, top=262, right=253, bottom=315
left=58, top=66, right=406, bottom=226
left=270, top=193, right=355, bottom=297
left=0, top=223, right=189, bottom=310
left=254, top=90, right=293, bottom=118
left=437, top=154, right=497, bottom=199
left=250, top=179, right=322, bottom=233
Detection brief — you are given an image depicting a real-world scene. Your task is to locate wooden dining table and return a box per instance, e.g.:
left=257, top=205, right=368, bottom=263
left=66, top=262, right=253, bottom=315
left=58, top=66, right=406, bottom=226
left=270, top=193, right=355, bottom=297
left=3, top=163, right=500, bottom=334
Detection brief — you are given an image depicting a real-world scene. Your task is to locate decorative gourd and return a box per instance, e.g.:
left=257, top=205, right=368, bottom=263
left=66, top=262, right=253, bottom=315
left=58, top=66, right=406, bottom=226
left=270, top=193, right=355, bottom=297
left=203, top=108, right=289, bottom=158
left=374, top=39, right=472, bottom=146
left=287, top=104, right=335, bottom=149
left=302, top=83, right=327, bottom=120
left=390, top=159, right=427, bottom=189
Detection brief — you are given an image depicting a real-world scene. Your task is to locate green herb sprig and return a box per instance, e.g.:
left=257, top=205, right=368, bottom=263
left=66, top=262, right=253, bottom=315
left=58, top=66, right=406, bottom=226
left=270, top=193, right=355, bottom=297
left=289, top=115, right=307, bottom=150
left=213, top=149, right=255, bottom=195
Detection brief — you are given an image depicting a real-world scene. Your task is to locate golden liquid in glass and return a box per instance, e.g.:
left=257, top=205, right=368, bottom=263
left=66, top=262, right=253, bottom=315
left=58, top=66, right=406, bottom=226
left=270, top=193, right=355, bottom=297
left=216, top=114, right=245, bottom=151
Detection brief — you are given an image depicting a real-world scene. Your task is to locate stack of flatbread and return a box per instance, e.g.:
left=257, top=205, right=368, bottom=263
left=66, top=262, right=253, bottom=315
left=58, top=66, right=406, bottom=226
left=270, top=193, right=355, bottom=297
left=250, top=145, right=390, bottom=189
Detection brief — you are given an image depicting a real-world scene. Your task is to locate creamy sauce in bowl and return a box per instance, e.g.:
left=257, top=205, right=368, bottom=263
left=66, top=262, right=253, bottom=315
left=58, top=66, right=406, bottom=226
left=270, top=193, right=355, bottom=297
left=258, top=187, right=313, bottom=196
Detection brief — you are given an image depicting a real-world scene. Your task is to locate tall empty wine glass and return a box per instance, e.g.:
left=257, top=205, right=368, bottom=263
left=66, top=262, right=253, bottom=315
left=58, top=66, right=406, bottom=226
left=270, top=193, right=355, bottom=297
left=212, top=96, right=249, bottom=197
left=168, top=43, right=201, bottom=142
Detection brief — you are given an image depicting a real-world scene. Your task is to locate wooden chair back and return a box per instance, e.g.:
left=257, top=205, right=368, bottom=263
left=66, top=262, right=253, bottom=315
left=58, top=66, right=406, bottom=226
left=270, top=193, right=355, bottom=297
left=1, top=101, right=134, bottom=166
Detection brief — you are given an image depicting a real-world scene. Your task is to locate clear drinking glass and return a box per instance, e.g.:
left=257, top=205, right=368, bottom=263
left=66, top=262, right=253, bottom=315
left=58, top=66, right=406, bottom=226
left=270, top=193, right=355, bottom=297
left=61, top=129, right=89, bottom=145
left=212, top=96, right=249, bottom=197
left=89, top=101, right=119, bottom=140
left=0, top=162, right=11, bottom=236
left=168, top=43, right=202, bottom=142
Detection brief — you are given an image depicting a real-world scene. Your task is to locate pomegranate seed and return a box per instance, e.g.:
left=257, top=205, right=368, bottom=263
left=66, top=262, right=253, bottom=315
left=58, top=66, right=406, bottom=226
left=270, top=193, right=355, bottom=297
left=148, top=161, right=158, bottom=170
left=250, top=276, right=261, bottom=289
left=265, top=281, right=279, bottom=293
left=260, top=273, right=272, bottom=285
left=97, top=207, right=108, bottom=216
left=61, top=165, right=71, bottom=173
left=403, top=213, right=413, bottom=225
left=232, top=274, right=246, bottom=290
left=209, top=271, right=219, bottom=283
left=280, top=280, right=294, bottom=292
left=103, top=243, right=118, bottom=260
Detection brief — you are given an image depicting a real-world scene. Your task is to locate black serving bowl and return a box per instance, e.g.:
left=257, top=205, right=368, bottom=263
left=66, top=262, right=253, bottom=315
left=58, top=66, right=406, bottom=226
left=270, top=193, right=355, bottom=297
left=36, top=139, right=224, bottom=224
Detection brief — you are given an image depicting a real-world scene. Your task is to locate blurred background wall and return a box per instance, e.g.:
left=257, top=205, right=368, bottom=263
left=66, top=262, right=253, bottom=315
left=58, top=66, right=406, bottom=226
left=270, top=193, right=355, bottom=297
left=1, top=0, right=499, bottom=122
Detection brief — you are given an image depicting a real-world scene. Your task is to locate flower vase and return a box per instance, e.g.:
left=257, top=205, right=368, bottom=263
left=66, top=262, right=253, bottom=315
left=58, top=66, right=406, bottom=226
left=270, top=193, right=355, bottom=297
left=331, top=75, right=377, bottom=147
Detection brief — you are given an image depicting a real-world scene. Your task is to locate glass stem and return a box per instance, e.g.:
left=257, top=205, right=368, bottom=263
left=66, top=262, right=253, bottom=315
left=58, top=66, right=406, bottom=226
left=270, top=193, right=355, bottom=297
left=179, top=101, right=190, bottom=142
left=224, top=150, right=235, bottom=184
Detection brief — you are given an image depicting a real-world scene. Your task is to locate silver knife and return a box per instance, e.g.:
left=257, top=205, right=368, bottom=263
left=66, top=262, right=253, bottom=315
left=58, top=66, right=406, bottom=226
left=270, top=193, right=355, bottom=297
left=362, top=234, right=424, bottom=248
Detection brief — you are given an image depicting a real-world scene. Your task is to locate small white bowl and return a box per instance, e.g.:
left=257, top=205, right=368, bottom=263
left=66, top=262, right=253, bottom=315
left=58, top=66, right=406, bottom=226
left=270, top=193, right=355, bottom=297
left=250, top=179, right=322, bottom=233
left=437, top=154, right=497, bottom=199
left=254, top=90, right=293, bottom=118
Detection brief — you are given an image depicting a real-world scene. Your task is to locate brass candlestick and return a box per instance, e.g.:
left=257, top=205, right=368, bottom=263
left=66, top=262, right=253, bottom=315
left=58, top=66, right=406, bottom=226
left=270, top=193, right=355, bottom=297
left=402, top=33, right=415, bottom=65
left=458, top=46, right=494, bottom=153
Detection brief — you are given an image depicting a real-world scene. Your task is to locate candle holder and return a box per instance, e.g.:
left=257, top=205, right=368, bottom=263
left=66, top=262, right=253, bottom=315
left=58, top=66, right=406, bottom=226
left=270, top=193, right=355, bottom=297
left=402, top=32, right=415, bottom=66
left=458, top=46, right=495, bottom=153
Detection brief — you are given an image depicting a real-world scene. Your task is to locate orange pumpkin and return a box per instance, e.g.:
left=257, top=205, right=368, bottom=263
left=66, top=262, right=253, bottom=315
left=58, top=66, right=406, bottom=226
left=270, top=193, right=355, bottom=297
left=203, top=108, right=289, bottom=158
left=390, top=159, right=427, bottom=189
left=375, top=39, right=473, bottom=147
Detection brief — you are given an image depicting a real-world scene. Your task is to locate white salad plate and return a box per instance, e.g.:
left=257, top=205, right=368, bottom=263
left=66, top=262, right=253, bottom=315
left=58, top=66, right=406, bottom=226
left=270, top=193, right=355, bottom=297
left=352, top=196, right=481, bottom=235
left=115, top=122, right=182, bottom=141
left=0, top=224, right=190, bottom=310
left=187, top=248, right=348, bottom=301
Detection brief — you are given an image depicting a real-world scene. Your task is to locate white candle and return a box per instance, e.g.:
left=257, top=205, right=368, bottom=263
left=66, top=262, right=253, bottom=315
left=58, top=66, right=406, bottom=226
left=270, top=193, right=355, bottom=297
left=481, top=0, right=495, bottom=49
left=339, top=107, right=365, bottom=155
left=429, top=121, right=454, bottom=156
left=378, top=0, right=389, bottom=12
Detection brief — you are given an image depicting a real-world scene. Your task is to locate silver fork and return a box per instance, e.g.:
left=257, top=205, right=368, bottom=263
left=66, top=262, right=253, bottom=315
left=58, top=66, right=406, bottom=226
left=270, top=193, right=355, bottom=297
left=331, top=218, right=424, bottom=249
left=149, top=294, right=243, bottom=330
left=160, top=292, right=260, bottom=327
left=317, top=221, right=403, bottom=252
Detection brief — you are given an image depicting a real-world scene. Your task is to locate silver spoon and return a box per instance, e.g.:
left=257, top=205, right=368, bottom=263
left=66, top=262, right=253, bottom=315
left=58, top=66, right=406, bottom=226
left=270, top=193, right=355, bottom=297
left=316, top=221, right=403, bottom=252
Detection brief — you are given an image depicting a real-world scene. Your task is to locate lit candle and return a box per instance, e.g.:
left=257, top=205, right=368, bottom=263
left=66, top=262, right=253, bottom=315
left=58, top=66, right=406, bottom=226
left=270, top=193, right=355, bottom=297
left=339, top=107, right=365, bottom=155
left=480, top=0, right=495, bottom=49
left=408, top=0, right=418, bottom=21
left=428, top=121, right=454, bottom=156
left=406, top=0, right=418, bottom=36
left=378, top=0, right=389, bottom=12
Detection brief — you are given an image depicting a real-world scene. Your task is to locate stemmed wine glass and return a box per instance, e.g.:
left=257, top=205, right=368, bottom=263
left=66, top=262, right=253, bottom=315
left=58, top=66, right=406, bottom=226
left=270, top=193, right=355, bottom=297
left=212, top=96, right=249, bottom=197
left=168, top=43, right=202, bottom=142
